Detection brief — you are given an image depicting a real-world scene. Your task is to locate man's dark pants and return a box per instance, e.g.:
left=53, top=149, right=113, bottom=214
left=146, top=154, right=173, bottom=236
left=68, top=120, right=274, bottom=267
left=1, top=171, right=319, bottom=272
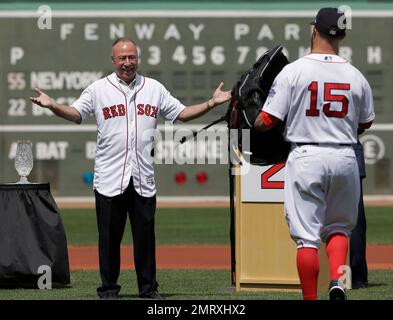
left=94, top=179, right=158, bottom=297
left=350, top=141, right=368, bottom=288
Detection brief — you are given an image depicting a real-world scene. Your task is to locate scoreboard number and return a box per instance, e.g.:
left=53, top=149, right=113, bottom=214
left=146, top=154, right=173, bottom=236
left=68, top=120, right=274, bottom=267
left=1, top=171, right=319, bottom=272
left=8, top=98, right=27, bottom=117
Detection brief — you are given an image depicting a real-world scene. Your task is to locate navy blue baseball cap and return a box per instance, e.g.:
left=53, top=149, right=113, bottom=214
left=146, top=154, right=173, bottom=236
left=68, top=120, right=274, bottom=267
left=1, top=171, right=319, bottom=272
left=311, top=7, right=346, bottom=37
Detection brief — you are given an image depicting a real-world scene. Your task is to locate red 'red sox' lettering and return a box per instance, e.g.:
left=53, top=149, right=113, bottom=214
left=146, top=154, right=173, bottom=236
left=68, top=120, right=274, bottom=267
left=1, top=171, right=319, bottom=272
left=137, top=104, right=158, bottom=118
left=118, top=104, right=126, bottom=116
left=102, top=104, right=126, bottom=120
left=110, top=105, right=118, bottom=117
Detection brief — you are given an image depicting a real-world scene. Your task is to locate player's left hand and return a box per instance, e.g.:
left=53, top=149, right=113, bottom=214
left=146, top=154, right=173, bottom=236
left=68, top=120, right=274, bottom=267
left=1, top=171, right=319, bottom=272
left=211, top=82, right=232, bottom=106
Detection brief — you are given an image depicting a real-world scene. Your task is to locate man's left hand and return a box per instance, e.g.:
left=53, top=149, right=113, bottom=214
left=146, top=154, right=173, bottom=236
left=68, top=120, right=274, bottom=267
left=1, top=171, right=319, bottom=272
left=210, top=82, right=232, bottom=107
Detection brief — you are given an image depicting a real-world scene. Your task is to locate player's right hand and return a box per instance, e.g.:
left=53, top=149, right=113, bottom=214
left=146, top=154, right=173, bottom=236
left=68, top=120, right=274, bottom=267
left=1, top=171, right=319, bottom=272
left=29, top=88, right=53, bottom=108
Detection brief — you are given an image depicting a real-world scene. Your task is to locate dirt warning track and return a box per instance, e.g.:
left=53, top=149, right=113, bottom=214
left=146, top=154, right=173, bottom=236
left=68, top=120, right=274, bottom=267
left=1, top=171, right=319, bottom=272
left=68, top=244, right=393, bottom=270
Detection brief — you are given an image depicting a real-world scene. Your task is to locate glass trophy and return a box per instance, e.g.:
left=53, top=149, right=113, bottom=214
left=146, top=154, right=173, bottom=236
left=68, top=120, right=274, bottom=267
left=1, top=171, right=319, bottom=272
left=14, top=140, right=33, bottom=184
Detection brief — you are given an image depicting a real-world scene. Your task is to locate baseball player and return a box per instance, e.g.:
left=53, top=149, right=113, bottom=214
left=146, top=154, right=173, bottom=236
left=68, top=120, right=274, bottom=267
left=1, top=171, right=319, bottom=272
left=30, top=38, right=231, bottom=299
left=254, top=8, right=375, bottom=300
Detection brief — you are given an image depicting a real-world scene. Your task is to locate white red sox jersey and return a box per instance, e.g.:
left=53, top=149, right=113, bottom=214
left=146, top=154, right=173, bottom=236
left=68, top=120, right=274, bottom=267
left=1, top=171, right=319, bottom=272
left=72, top=72, right=185, bottom=197
left=263, top=53, right=375, bottom=144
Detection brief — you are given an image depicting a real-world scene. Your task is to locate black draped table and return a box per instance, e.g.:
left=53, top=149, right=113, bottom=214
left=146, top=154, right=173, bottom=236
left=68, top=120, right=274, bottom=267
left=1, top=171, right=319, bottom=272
left=0, top=183, right=70, bottom=287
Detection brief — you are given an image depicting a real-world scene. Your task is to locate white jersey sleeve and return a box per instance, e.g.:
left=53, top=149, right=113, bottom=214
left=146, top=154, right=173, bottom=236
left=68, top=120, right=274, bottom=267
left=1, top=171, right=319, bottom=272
left=359, top=79, right=375, bottom=124
left=158, top=84, right=186, bottom=123
left=71, top=85, right=95, bottom=121
left=262, top=66, right=292, bottom=121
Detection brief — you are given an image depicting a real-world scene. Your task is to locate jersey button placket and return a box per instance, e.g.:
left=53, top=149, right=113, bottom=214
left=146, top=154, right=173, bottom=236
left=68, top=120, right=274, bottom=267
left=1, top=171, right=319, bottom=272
left=128, top=86, right=136, bottom=177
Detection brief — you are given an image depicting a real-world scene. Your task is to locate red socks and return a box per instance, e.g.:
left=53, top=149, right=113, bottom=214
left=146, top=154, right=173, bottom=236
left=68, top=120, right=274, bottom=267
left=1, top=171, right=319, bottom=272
left=326, top=233, right=348, bottom=280
left=297, top=248, right=319, bottom=300
left=297, top=234, right=348, bottom=300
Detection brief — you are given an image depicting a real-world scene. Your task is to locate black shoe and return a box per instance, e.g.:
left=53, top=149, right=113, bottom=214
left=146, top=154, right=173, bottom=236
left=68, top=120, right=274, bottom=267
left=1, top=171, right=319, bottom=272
left=139, top=290, right=164, bottom=300
left=99, top=291, right=119, bottom=299
left=97, top=285, right=121, bottom=299
left=352, top=282, right=368, bottom=290
left=329, top=280, right=346, bottom=300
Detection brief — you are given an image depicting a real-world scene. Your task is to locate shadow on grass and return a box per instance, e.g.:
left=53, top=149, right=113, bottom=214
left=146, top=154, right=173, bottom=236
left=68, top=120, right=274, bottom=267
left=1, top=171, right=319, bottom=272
left=119, top=293, right=179, bottom=300
left=367, top=282, right=387, bottom=289
left=117, top=294, right=140, bottom=299
left=0, top=283, right=72, bottom=290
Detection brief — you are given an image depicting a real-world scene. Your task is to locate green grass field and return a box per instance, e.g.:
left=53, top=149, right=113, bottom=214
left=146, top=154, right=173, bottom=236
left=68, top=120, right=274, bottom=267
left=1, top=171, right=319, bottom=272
left=61, top=207, right=393, bottom=245
left=0, top=269, right=392, bottom=300
left=62, top=207, right=230, bottom=245
left=0, top=206, right=392, bottom=300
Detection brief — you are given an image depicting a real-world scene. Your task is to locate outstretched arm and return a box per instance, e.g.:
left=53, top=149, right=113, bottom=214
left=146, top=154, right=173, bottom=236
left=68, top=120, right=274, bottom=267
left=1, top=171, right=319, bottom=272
left=30, top=88, right=82, bottom=124
left=177, top=82, right=231, bottom=122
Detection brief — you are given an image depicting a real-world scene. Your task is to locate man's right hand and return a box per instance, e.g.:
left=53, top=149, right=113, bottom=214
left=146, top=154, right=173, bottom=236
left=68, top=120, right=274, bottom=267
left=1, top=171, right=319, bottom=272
left=30, top=88, right=54, bottom=108
left=29, top=88, right=82, bottom=124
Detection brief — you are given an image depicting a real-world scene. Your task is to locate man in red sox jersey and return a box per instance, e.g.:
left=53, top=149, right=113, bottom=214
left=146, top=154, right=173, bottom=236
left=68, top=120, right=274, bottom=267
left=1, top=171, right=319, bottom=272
left=254, top=8, right=374, bottom=300
left=30, top=38, right=231, bottom=299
